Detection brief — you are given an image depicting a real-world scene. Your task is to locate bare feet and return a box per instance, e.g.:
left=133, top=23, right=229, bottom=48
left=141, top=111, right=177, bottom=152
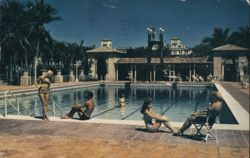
left=61, top=115, right=72, bottom=119
left=44, top=115, right=50, bottom=121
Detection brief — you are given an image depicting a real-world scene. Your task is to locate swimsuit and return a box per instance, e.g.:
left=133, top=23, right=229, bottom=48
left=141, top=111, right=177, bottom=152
left=39, top=78, right=50, bottom=94
left=78, top=106, right=94, bottom=120
left=143, top=113, right=162, bottom=132
left=119, top=97, right=125, bottom=106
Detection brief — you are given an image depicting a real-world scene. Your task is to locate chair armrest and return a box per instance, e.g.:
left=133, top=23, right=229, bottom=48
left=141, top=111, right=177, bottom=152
left=192, top=111, right=208, bottom=116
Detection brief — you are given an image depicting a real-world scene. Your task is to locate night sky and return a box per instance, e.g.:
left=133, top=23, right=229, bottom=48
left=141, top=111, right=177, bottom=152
left=26, top=0, right=250, bottom=48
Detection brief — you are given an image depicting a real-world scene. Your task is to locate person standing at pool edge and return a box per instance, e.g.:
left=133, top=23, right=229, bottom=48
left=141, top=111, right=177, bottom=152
left=34, top=70, right=53, bottom=121
left=141, top=95, right=177, bottom=133
left=62, top=91, right=95, bottom=120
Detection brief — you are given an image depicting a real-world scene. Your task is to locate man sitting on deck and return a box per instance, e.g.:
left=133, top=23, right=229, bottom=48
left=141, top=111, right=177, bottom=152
left=62, top=91, right=95, bottom=120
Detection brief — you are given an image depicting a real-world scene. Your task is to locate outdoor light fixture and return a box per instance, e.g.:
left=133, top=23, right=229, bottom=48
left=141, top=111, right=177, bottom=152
left=74, top=60, right=81, bottom=82
left=34, top=57, right=42, bottom=82
left=159, top=28, right=165, bottom=32
left=147, top=28, right=153, bottom=32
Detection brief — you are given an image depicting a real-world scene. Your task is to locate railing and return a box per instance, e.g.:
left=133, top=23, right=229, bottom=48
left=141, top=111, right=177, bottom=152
left=4, top=90, right=33, bottom=117
left=3, top=90, right=64, bottom=118
left=49, top=96, right=64, bottom=117
left=2, top=81, right=100, bottom=118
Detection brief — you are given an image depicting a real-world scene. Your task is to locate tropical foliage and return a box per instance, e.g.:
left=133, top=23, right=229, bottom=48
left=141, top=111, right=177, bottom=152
left=0, top=0, right=92, bottom=84
left=0, top=0, right=249, bottom=84
left=192, top=26, right=250, bottom=56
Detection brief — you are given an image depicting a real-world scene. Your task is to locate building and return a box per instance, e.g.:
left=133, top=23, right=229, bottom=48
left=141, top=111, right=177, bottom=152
left=85, top=30, right=249, bottom=82
left=86, top=40, right=249, bottom=82
left=86, top=39, right=124, bottom=80
left=168, top=38, right=192, bottom=56
left=212, top=44, right=249, bottom=82
left=101, top=39, right=112, bottom=48
left=86, top=40, right=211, bottom=82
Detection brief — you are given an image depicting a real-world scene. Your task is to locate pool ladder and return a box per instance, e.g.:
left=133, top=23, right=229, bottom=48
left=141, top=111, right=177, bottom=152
left=3, top=90, right=64, bottom=118
left=3, top=90, right=33, bottom=117
left=49, top=96, right=64, bottom=117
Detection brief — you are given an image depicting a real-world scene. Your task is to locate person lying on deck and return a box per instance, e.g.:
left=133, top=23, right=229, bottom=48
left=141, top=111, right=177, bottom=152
left=62, top=91, right=95, bottom=120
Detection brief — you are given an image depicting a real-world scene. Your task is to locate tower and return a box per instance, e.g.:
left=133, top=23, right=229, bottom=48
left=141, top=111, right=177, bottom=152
left=147, top=27, right=165, bottom=63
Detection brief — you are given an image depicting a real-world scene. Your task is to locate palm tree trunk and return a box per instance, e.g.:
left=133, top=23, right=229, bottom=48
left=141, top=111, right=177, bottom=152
left=19, top=39, right=28, bottom=68
left=0, top=45, right=2, bottom=78
left=10, top=56, right=13, bottom=83
left=36, top=40, right=40, bottom=57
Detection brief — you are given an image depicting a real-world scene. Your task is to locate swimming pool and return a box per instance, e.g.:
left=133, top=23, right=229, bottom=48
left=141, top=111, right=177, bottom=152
left=1, top=84, right=237, bottom=124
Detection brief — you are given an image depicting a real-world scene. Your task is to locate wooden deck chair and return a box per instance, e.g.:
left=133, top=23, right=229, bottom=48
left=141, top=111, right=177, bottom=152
left=192, top=110, right=221, bottom=142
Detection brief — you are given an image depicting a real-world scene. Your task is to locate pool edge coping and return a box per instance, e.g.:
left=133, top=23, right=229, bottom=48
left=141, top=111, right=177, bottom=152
left=215, top=83, right=249, bottom=131
left=1, top=114, right=248, bottom=131
left=1, top=82, right=249, bottom=131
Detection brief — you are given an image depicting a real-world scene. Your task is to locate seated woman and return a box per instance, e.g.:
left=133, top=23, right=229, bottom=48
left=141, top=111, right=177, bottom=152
left=141, top=96, right=177, bottom=133
left=119, top=94, right=126, bottom=107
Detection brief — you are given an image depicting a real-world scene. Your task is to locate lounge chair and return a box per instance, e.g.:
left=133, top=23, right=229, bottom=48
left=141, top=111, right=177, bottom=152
left=192, top=109, right=221, bottom=142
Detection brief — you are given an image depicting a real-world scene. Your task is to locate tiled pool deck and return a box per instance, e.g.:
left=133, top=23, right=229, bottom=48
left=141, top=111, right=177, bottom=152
left=0, top=82, right=249, bottom=158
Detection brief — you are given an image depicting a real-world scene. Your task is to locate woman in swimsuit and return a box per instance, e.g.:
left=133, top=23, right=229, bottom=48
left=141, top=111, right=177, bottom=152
left=35, top=70, right=53, bottom=121
left=141, top=96, right=177, bottom=133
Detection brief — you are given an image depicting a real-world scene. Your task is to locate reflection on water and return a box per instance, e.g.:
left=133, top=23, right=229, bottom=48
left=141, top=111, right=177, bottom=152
left=0, top=86, right=237, bottom=124
left=120, top=106, right=126, bottom=117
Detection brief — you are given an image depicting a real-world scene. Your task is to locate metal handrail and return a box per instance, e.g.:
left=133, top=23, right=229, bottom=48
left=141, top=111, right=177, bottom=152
left=3, top=82, right=101, bottom=118
left=47, top=103, right=58, bottom=117
left=4, top=90, right=33, bottom=117
left=4, top=90, right=9, bottom=116
left=3, top=90, right=64, bottom=118
left=49, top=96, right=64, bottom=117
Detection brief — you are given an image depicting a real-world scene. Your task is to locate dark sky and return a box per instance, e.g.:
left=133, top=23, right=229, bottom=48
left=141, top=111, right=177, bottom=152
left=39, top=0, right=250, bottom=48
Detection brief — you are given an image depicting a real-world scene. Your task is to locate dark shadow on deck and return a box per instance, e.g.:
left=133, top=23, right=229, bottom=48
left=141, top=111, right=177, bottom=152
left=135, top=128, right=171, bottom=133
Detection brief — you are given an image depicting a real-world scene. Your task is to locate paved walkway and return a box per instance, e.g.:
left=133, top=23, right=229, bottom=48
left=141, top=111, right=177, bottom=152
left=0, top=81, right=99, bottom=92
left=220, top=82, right=249, bottom=113
left=0, top=81, right=249, bottom=158
left=0, top=119, right=249, bottom=158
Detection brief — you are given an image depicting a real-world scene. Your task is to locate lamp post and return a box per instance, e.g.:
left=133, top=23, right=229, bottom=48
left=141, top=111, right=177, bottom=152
left=159, top=28, right=165, bottom=63
left=17, top=66, right=21, bottom=85
left=34, top=57, right=41, bottom=82
left=74, top=60, right=81, bottom=82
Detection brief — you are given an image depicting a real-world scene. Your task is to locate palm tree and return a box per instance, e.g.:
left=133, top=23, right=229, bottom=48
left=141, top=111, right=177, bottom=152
left=202, top=27, right=234, bottom=49
left=237, top=26, right=250, bottom=49
left=0, top=0, right=26, bottom=82
left=24, top=0, right=61, bottom=67
left=192, top=27, right=239, bottom=57
left=0, top=0, right=61, bottom=83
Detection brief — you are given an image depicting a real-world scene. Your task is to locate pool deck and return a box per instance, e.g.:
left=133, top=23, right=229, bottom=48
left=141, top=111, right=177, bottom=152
left=0, top=81, right=249, bottom=158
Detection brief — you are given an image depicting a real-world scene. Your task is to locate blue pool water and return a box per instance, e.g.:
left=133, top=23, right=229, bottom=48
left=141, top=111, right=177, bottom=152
left=1, top=85, right=237, bottom=124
